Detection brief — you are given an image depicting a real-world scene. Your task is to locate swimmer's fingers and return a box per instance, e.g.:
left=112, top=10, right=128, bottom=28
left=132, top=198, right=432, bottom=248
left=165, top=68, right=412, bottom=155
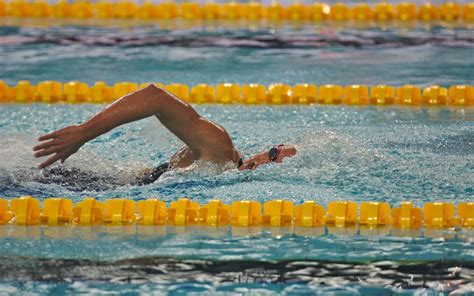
left=241, top=161, right=260, bottom=170
left=33, top=139, right=61, bottom=151
left=38, top=130, right=61, bottom=141
left=239, top=161, right=254, bottom=170
left=38, top=149, right=75, bottom=169
left=251, top=162, right=261, bottom=170
left=33, top=145, right=63, bottom=158
left=38, top=153, right=63, bottom=169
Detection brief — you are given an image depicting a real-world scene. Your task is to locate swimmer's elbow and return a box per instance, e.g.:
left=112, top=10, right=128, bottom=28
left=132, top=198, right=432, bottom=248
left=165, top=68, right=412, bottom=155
left=143, top=83, right=188, bottom=108
left=143, top=83, right=166, bottom=101
left=144, top=83, right=201, bottom=125
left=141, top=83, right=171, bottom=112
left=143, top=83, right=162, bottom=92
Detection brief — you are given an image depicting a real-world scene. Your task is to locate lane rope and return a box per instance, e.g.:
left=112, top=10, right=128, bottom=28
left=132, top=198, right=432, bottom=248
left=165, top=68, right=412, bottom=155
left=0, top=1, right=472, bottom=24
left=0, top=80, right=473, bottom=106
left=0, top=197, right=473, bottom=229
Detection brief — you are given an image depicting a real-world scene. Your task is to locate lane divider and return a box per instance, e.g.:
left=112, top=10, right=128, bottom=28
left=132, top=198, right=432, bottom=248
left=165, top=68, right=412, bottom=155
left=0, top=81, right=473, bottom=106
left=0, top=196, right=473, bottom=229
left=0, top=1, right=472, bottom=23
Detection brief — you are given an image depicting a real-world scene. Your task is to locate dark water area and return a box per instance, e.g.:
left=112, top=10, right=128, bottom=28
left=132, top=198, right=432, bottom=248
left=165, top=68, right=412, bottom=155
left=1, top=256, right=473, bottom=294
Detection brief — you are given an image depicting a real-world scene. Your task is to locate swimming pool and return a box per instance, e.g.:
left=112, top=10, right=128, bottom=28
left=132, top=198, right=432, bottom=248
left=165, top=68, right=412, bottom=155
left=1, top=4, right=473, bottom=294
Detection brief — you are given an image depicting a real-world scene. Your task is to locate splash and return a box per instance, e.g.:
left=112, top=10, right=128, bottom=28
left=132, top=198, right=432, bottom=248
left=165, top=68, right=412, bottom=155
left=0, top=133, right=242, bottom=193
left=0, top=133, right=150, bottom=192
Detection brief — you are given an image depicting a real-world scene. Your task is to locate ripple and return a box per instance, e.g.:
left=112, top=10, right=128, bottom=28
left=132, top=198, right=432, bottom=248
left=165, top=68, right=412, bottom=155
left=0, top=256, right=472, bottom=294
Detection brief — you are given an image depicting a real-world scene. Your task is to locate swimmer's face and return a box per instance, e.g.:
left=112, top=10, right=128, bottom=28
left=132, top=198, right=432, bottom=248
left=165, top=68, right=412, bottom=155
left=239, top=144, right=297, bottom=170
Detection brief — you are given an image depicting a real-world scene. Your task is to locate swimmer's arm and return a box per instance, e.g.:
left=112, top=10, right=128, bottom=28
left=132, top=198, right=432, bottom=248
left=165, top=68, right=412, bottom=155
left=34, top=84, right=235, bottom=169
left=80, top=84, right=235, bottom=156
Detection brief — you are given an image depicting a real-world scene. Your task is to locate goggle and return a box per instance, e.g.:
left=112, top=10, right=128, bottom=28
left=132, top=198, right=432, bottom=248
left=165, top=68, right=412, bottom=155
left=268, top=144, right=284, bottom=162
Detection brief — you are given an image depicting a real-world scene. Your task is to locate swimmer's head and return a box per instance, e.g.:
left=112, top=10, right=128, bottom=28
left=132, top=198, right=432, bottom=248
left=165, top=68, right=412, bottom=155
left=238, top=144, right=297, bottom=171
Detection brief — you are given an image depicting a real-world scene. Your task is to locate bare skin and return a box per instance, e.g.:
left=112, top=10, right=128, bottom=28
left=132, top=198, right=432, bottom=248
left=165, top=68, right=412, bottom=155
left=33, top=84, right=297, bottom=175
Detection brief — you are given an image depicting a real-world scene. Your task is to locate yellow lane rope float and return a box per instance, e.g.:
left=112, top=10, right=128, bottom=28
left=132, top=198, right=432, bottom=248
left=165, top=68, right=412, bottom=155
left=0, top=197, right=473, bottom=229
left=0, top=80, right=473, bottom=106
left=0, top=1, right=472, bottom=23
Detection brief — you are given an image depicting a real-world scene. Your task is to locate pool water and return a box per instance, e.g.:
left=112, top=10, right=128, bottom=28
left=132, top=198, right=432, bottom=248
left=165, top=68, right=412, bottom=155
left=0, top=17, right=473, bottom=295
left=1, top=22, right=473, bottom=87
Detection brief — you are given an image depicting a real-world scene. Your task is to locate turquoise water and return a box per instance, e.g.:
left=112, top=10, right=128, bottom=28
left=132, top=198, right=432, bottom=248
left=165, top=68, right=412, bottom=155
left=0, top=21, right=474, bottom=294
left=1, top=24, right=473, bottom=86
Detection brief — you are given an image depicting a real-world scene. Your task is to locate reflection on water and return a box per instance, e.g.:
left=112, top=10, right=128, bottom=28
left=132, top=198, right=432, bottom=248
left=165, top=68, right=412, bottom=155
left=0, top=224, right=472, bottom=263
left=0, top=224, right=472, bottom=293
left=1, top=25, right=473, bottom=48
left=1, top=224, right=473, bottom=241
left=0, top=24, right=473, bottom=86
left=0, top=254, right=472, bottom=294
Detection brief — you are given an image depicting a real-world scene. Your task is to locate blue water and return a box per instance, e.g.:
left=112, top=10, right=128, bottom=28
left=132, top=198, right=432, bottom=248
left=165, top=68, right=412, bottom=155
left=0, top=19, right=473, bottom=295
left=0, top=24, right=473, bottom=86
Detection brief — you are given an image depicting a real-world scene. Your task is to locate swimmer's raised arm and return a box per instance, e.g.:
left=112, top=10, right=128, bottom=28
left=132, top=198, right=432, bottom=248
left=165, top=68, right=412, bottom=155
left=33, top=84, right=238, bottom=169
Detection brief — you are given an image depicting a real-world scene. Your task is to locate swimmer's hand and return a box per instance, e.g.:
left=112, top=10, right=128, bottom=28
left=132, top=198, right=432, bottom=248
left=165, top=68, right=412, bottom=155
left=239, top=153, right=273, bottom=170
left=33, top=125, right=89, bottom=169
left=239, top=144, right=297, bottom=170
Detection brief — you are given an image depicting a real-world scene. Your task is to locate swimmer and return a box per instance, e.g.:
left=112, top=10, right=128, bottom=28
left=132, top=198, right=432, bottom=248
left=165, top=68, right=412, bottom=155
left=33, top=84, right=297, bottom=184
